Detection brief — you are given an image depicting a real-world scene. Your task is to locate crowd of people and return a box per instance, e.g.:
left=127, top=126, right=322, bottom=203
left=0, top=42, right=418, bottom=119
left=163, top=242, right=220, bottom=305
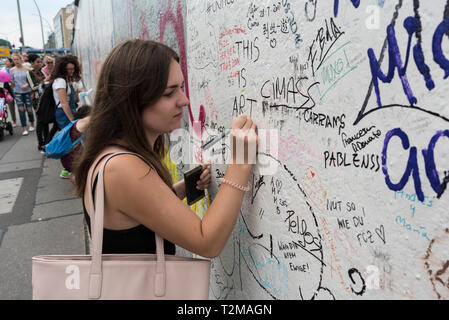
left=1, top=52, right=91, bottom=179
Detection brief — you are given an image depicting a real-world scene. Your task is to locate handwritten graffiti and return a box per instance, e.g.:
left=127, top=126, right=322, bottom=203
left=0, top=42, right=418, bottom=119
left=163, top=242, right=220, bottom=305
left=246, top=1, right=302, bottom=48
left=355, top=0, right=449, bottom=125
left=348, top=267, right=366, bottom=296
left=382, top=128, right=449, bottom=202
left=211, top=154, right=339, bottom=300
left=305, top=0, right=318, bottom=22
left=307, top=17, right=345, bottom=77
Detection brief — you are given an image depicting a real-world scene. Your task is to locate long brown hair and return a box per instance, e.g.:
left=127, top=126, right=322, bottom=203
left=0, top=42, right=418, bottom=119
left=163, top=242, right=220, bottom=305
left=74, top=39, right=179, bottom=197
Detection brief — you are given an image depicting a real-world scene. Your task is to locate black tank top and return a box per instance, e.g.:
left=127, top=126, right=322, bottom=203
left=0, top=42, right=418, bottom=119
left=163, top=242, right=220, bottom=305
left=82, top=174, right=176, bottom=255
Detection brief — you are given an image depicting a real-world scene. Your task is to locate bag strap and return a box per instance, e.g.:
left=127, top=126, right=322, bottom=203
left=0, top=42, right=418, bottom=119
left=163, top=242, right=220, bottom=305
left=70, top=122, right=85, bottom=147
left=86, top=150, right=167, bottom=299
left=85, top=150, right=115, bottom=232
left=54, top=82, right=69, bottom=108
left=85, top=147, right=136, bottom=230
left=26, top=70, right=36, bottom=91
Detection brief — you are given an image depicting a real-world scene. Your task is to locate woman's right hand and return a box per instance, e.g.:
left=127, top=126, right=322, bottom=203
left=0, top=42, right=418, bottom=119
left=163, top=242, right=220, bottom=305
left=230, top=114, right=258, bottom=165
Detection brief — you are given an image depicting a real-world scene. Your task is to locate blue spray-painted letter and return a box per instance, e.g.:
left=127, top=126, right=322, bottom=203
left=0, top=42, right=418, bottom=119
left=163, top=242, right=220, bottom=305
left=382, top=128, right=423, bottom=201
left=383, top=129, right=448, bottom=202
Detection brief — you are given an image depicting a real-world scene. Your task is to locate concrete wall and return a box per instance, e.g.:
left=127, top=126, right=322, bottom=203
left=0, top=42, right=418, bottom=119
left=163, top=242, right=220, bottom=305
left=74, top=0, right=449, bottom=300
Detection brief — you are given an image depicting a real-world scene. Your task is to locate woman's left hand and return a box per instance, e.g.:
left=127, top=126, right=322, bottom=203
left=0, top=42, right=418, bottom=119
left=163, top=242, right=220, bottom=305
left=197, top=162, right=212, bottom=190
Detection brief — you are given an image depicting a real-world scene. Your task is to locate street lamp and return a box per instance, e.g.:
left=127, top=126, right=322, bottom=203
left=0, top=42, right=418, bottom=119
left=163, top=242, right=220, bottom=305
left=32, top=14, right=54, bottom=36
left=16, top=0, right=25, bottom=52
left=33, top=0, right=45, bottom=49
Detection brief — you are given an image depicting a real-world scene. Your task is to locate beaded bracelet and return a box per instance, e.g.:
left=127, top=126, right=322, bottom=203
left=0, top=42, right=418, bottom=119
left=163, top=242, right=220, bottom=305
left=220, top=178, right=250, bottom=192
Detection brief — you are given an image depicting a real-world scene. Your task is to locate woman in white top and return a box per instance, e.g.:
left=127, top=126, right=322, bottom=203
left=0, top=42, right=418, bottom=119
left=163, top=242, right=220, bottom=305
left=50, top=55, right=81, bottom=130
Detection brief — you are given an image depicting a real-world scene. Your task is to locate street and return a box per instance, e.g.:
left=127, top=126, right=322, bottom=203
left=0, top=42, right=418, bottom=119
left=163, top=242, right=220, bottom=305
left=0, top=118, right=87, bottom=300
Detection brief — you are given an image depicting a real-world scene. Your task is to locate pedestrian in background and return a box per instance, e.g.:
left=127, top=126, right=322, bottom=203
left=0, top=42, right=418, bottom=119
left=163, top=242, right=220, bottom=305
left=26, top=54, right=47, bottom=152
left=60, top=105, right=91, bottom=180
left=42, top=56, right=55, bottom=82
left=26, top=54, right=45, bottom=106
left=38, top=56, right=59, bottom=150
left=10, top=53, right=35, bottom=136
left=3, top=57, right=14, bottom=75
left=50, top=55, right=81, bottom=130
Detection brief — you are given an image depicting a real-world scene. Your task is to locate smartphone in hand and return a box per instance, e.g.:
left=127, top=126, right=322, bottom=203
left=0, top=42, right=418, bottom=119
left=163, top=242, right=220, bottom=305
left=184, top=166, right=205, bottom=206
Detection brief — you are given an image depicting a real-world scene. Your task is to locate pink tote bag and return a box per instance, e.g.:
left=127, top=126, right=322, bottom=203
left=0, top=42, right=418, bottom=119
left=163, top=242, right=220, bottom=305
left=32, top=151, right=211, bottom=300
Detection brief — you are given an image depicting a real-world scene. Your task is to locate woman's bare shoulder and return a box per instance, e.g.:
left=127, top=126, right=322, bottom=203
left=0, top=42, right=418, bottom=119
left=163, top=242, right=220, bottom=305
left=87, top=148, right=156, bottom=195
left=99, top=148, right=155, bottom=179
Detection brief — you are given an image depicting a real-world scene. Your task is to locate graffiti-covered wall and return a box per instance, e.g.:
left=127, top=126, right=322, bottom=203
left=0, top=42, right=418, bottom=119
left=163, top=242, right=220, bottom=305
left=74, top=0, right=449, bottom=300
left=73, top=0, right=210, bottom=217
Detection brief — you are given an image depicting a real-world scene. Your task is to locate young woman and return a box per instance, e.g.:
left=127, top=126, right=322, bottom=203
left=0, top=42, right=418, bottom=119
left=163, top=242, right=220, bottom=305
left=26, top=54, right=45, bottom=105
left=42, top=56, right=55, bottom=81
left=10, top=53, right=34, bottom=135
left=3, top=57, right=14, bottom=75
left=50, top=55, right=81, bottom=130
left=74, top=40, right=258, bottom=258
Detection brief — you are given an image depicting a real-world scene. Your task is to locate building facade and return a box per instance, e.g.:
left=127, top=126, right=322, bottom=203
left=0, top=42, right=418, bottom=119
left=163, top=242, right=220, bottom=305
left=53, top=4, right=76, bottom=49
left=44, top=32, right=56, bottom=50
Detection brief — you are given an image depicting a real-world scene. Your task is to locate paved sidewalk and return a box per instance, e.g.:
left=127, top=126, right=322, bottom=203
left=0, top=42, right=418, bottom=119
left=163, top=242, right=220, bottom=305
left=0, top=127, right=87, bottom=300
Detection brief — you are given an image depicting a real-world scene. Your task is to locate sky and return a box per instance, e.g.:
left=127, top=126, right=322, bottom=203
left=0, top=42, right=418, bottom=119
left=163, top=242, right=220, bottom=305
left=0, top=0, right=74, bottom=49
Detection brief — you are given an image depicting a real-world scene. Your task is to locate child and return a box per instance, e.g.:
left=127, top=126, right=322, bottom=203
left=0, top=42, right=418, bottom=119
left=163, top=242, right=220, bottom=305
left=60, top=105, right=91, bottom=181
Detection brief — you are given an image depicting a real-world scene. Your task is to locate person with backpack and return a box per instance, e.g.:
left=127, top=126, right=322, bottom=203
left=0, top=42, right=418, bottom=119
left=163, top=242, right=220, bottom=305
left=45, top=105, right=90, bottom=180
left=36, top=81, right=59, bottom=153
left=50, top=56, right=81, bottom=130
left=60, top=105, right=91, bottom=180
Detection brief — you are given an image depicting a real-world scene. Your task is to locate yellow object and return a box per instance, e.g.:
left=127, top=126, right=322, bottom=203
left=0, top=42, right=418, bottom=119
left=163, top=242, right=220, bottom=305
left=0, top=47, right=10, bottom=58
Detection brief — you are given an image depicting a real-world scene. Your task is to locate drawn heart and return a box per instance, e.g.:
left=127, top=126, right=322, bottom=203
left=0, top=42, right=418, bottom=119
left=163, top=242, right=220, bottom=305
left=375, top=225, right=386, bottom=244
